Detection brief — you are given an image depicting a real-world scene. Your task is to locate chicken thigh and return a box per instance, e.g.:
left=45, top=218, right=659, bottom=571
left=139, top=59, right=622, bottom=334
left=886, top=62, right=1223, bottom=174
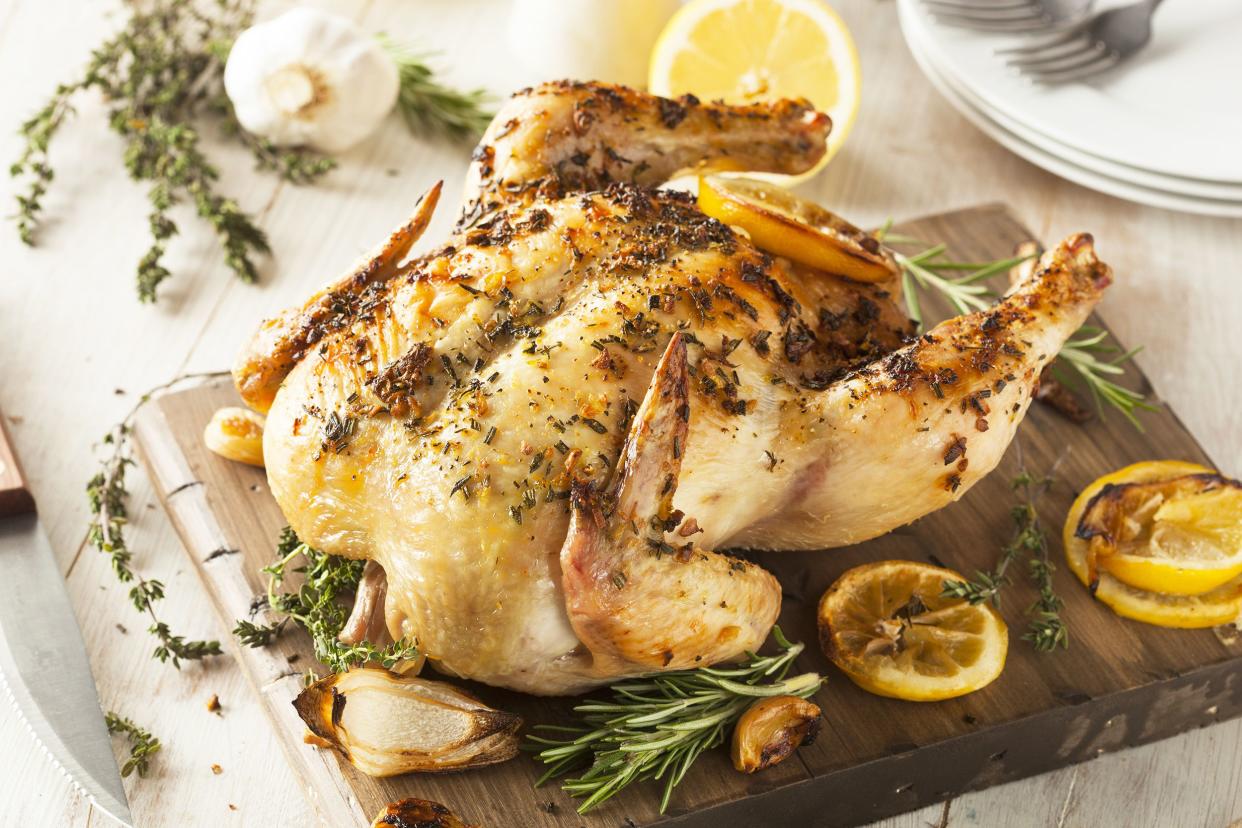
left=235, top=81, right=1110, bottom=694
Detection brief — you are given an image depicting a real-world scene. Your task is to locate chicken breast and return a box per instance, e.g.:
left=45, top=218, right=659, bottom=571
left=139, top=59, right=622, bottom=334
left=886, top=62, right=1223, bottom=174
left=234, top=81, right=1110, bottom=694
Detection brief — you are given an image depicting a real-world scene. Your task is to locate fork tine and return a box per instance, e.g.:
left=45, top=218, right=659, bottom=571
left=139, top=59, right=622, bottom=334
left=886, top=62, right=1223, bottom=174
left=1006, top=37, right=1094, bottom=66
left=1027, top=51, right=1120, bottom=84
left=921, top=0, right=1034, bottom=10
left=995, top=25, right=1087, bottom=55
left=932, top=14, right=1057, bottom=33
left=924, top=0, right=1038, bottom=17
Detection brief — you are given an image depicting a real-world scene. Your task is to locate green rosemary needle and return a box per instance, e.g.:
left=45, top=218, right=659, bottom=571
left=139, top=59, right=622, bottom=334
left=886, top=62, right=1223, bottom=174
left=527, top=627, right=822, bottom=814
left=1053, top=326, right=1156, bottom=430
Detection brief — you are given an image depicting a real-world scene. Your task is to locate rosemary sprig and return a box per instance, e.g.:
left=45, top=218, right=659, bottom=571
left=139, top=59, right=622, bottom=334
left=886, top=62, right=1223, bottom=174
left=89, top=373, right=230, bottom=668
left=380, top=37, right=494, bottom=141
left=233, top=526, right=418, bottom=675
left=105, top=712, right=162, bottom=779
left=527, top=627, right=822, bottom=814
left=11, top=0, right=335, bottom=302
left=943, top=458, right=1069, bottom=652
left=1054, top=326, right=1155, bottom=430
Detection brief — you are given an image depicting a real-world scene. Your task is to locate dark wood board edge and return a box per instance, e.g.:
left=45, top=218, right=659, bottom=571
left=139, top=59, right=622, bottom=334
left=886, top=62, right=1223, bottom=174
left=658, top=656, right=1242, bottom=828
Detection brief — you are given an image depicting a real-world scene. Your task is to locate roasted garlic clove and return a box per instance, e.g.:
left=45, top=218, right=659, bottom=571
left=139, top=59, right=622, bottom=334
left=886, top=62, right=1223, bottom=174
left=293, top=667, right=522, bottom=777
left=730, top=695, right=822, bottom=773
left=203, top=406, right=266, bottom=467
left=371, top=798, right=477, bottom=828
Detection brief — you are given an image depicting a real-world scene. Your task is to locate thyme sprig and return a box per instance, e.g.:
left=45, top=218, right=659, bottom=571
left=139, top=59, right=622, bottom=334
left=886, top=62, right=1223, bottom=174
left=10, top=0, right=334, bottom=302
left=527, top=627, right=822, bottom=814
left=942, top=456, right=1069, bottom=652
left=12, top=2, right=492, bottom=304
left=105, top=712, right=162, bottom=779
left=233, top=526, right=419, bottom=675
left=876, top=224, right=1151, bottom=429
left=381, top=37, right=494, bottom=141
left=88, top=372, right=230, bottom=667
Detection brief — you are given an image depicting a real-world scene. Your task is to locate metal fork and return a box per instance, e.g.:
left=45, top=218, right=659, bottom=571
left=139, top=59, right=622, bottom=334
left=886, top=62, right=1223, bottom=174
left=923, top=0, right=1093, bottom=33
left=1000, top=0, right=1165, bottom=83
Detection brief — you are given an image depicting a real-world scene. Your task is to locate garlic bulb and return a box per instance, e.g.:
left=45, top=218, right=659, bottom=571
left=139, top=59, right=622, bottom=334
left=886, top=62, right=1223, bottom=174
left=224, top=8, right=399, bottom=153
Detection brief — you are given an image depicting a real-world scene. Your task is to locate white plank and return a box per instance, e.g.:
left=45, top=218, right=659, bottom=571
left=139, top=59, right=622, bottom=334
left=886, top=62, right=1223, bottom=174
left=0, top=0, right=1239, bottom=826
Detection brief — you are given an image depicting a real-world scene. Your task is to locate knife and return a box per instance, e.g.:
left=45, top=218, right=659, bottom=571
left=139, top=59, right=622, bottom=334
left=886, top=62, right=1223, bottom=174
left=0, top=411, right=132, bottom=826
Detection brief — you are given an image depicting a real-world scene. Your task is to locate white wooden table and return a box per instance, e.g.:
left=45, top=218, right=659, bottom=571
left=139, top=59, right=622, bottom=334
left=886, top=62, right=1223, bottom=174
left=1, top=1, right=1239, bottom=825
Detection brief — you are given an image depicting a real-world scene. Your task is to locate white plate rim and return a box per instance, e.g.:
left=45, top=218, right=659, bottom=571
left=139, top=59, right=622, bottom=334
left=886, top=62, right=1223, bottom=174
left=900, top=0, right=1242, bottom=184
left=898, top=3, right=1242, bottom=218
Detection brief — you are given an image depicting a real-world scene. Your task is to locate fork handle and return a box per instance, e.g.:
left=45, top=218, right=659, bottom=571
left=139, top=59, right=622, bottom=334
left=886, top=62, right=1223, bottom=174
left=0, top=411, right=34, bottom=517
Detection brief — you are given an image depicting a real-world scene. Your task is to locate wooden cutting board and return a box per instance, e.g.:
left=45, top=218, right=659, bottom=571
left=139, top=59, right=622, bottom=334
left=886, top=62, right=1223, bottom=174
left=132, top=204, right=1242, bottom=828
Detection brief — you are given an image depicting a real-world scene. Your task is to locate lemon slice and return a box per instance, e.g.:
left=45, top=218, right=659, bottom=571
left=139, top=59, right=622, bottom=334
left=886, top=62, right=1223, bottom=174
left=818, top=561, right=1008, bottom=702
left=698, top=176, right=899, bottom=282
left=1064, top=460, right=1242, bottom=628
left=649, top=0, right=861, bottom=180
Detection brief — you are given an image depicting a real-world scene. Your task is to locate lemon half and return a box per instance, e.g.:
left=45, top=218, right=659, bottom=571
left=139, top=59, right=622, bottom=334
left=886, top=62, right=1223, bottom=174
left=1064, top=460, right=1242, bottom=628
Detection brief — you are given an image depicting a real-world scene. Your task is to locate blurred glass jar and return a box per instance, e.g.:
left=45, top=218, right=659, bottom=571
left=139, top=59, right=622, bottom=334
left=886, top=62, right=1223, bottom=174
left=507, top=0, right=682, bottom=88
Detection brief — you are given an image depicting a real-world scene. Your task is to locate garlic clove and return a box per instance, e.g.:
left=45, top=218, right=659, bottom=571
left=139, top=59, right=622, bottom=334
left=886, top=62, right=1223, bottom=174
left=371, top=798, right=477, bottom=828
left=730, top=695, right=822, bottom=774
left=293, top=667, right=522, bottom=777
left=203, top=406, right=266, bottom=467
left=224, top=8, right=399, bottom=153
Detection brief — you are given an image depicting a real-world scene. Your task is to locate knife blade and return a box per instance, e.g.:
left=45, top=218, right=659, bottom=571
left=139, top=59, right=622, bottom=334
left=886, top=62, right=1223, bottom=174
left=0, top=414, right=131, bottom=826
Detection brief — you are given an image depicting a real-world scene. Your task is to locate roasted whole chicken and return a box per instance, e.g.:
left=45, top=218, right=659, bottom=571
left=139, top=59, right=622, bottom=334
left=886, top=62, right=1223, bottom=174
left=234, top=81, right=1111, bottom=695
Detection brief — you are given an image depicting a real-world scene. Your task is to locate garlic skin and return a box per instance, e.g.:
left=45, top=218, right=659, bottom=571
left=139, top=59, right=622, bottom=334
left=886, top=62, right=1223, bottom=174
left=293, top=667, right=522, bottom=776
left=224, top=8, right=399, bottom=153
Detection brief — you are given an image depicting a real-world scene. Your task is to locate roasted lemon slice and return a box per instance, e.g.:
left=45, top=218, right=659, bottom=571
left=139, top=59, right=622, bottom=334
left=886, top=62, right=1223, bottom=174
left=818, top=561, right=1008, bottom=702
left=1064, top=460, right=1242, bottom=627
left=698, top=176, right=899, bottom=283
left=648, top=0, right=861, bottom=178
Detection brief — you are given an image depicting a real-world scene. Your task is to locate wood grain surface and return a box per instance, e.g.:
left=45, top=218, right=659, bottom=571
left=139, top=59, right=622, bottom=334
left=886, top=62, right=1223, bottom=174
left=2, top=1, right=1240, bottom=826
left=131, top=204, right=1242, bottom=828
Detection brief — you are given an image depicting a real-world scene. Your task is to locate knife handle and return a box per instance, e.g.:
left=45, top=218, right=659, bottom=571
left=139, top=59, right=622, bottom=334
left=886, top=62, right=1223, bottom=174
left=0, top=411, right=34, bottom=517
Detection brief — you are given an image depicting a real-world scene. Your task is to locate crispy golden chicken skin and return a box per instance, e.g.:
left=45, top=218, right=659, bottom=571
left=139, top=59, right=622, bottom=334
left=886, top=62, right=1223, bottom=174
left=234, top=81, right=1109, bottom=694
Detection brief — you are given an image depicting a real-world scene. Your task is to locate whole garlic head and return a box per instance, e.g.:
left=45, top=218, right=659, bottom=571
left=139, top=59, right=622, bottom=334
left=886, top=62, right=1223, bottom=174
left=224, top=8, right=399, bottom=153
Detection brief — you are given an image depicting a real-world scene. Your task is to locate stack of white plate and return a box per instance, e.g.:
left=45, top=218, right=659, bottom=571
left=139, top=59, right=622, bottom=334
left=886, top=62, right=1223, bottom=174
left=897, top=0, right=1242, bottom=217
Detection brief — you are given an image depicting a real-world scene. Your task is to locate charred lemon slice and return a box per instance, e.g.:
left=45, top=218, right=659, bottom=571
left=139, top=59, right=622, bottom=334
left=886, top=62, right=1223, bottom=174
left=698, top=177, right=900, bottom=283
left=1064, top=460, right=1242, bottom=627
left=818, top=560, right=1008, bottom=702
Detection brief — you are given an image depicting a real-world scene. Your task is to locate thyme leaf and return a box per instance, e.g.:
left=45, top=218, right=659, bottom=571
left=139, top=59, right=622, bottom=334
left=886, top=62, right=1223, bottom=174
left=89, top=372, right=230, bottom=668
left=942, top=451, right=1070, bottom=652
left=105, top=712, right=162, bottom=779
left=527, top=627, right=822, bottom=814
left=232, top=527, right=419, bottom=675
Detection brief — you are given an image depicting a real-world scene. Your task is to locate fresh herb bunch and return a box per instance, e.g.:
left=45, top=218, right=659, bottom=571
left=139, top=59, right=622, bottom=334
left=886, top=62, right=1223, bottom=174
left=527, top=627, right=822, bottom=814
left=381, top=37, right=494, bottom=141
left=875, top=224, right=1151, bottom=429
left=233, top=526, right=418, bottom=675
left=12, top=2, right=492, bottom=304
left=943, top=458, right=1069, bottom=652
left=10, top=0, right=331, bottom=302
left=89, top=373, right=229, bottom=668
left=105, top=711, right=162, bottom=779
